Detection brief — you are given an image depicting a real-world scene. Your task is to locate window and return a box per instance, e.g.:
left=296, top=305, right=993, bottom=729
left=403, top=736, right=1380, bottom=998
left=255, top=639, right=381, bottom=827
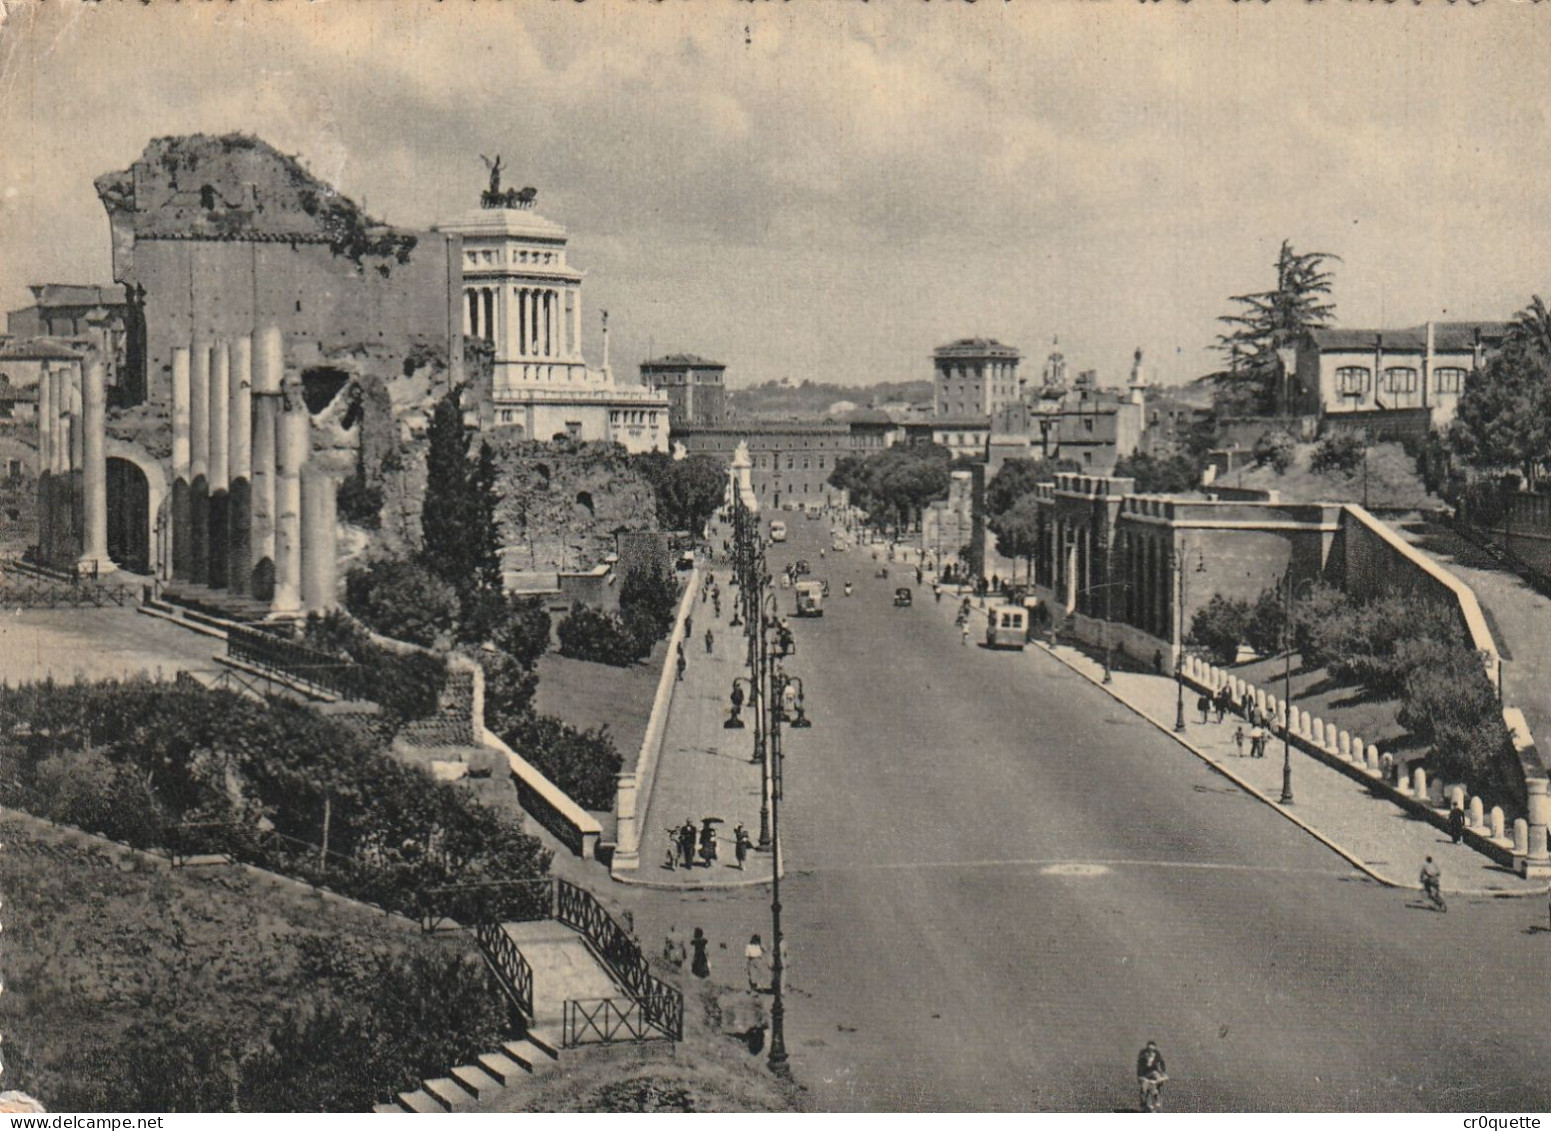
left=1336, top=366, right=1370, bottom=396
left=818, top=457, right=826, bottom=469
left=787, top=457, right=794, bottom=470
left=1083, top=418, right=1094, bottom=433
left=1435, top=367, right=1466, bottom=394
left=1381, top=366, right=1418, bottom=394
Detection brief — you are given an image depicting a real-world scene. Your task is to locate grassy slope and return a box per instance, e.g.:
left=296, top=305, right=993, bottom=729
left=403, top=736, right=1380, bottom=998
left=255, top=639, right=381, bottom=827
left=533, top=638, right=667, bottom=776
left=1, top=812, right=470, bottom=1109
left=1223, top=441, right=1433, bottom=509
left=1230, top=653, right=1416, bottom=756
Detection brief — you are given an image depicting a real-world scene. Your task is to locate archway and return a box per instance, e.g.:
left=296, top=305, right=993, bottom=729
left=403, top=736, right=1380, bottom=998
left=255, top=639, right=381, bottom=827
left=106, top=457, right=150, bottom=574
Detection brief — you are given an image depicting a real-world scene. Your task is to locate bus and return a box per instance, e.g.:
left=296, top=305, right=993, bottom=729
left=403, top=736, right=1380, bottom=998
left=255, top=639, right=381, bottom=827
left=769, top=520, right=788, bottom=543
left=985, top=603, right=1029, bottom=650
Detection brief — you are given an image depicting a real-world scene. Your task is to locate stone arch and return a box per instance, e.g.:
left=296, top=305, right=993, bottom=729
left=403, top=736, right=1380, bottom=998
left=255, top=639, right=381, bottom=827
left=575, top=490, right=595, bottom=517
left=300, top=366, right=352, bottom=416
left=105, top=440, right=167, bottom=577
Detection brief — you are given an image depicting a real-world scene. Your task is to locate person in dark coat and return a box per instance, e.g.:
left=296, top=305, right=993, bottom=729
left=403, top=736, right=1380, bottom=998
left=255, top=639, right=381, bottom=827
left=678, top=820, right=697, bottom=869
left=1197, top=693, right=1212, bottom=725
left=1448, top=802, right=1466, bottom=844
left=690, top=927, right=711, bottom=978
left=733, top=824, right=752, bottom=869
left=705, top=628, right=715, bottom=654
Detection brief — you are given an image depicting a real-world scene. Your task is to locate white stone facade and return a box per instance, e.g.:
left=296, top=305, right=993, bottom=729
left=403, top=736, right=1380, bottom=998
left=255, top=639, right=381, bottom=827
left=435, top=206, right=669, bottom=453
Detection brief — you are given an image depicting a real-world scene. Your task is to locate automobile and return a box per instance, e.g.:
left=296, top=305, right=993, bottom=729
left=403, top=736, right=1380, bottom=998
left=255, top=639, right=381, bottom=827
left=893, top=587, right=913, bottom=608
left=769, top=520, right=788, bottom=543
left=806, top=509, right=823, bottom=520
left=794, top=579, right=825, bottom=617
left=676, top=550, right=696, bottom=572
left=793, top=560, right=811, bottom=576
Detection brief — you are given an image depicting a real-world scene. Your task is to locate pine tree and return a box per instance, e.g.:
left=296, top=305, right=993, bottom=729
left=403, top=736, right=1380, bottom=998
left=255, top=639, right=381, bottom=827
left=471, top=441, right=504, bottom=596
left=1214, top=240, right=1340, bottom=416
left=419, top=386, right=475, bottom=591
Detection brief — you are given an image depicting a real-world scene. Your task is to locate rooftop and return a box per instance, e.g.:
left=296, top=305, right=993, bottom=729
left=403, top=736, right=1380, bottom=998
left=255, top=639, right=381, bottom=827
left=23, top=284, right=123, bottom=309
left=641, top=353, right=726, bottom=369
left=1306, top=322, right=1510, bottom=353
left=933, top=338, right=1022, bottom=360
left=0, top=338, right=85, bottom=362
left=436, top=207, right=569, bottom=242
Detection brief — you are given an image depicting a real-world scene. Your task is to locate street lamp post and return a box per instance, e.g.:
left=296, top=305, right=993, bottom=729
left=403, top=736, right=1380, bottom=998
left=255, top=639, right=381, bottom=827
left=1173, top=547, right=1187, bottom=733
left=1281, top=574, right=1296, bottom=805
left=766, top=669, right=807, bottom=1078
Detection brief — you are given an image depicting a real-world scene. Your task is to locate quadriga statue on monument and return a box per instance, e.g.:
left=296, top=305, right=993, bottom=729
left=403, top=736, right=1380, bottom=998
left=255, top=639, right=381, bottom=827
left=479, top=155, right=538, bottom=210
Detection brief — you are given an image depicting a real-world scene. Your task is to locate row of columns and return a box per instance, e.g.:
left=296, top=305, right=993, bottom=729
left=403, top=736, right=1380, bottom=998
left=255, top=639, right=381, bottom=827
left=169, top=326, right=335, bottom=615
left=463, top=285, right=581, bottom=361
left=36, top=359, right=110, bottom=575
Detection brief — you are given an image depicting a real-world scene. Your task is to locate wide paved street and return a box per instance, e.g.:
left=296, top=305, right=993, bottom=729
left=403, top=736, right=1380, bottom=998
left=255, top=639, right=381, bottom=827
left=751, top=514, right=1550, bottom=1112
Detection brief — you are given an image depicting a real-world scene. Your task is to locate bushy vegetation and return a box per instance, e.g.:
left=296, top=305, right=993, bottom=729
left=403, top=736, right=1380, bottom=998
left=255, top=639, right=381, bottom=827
left=0, top=678, right=552, bottom=928
left=635, top=452, right=727, bottom=535
left=1252, top=430, right=1297, bottom=474
left=1112, top=451, right=1204, bottom=494
left=298, top=611, right=449, bottom=721
left=1310, top=432, right=1367, bottom=475
left=498, top=713, right=622, bottom=811
left=344, top=558, right=460, bottom=648
left=829, top=443, right=953, bottom=532
left=6, top=816, right=506, bottom=1113
left=1193, top=579, right=1513, bottom=792
left=557, top=603, right=652, bottom=667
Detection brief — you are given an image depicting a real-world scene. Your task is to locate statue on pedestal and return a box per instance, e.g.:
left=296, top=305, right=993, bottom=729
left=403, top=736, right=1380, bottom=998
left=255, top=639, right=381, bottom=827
left=480, top=155, right=539, bottom=210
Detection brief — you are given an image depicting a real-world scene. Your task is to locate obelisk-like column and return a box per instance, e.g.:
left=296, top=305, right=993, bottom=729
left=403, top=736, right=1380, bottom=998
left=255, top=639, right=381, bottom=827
left=189, top=336, right=210, bottom=585
left=271, top=391, right=308, bottom=616
left=169, top=346, right=191, bottom=581
left=249, top=326, right=282, bottom=602
left=78, top=357, right=113, bottom=575
left=36, top=364, right=53, bottom=565
left=207, top=340, right=230, bottom=589
left=300, top=465, right=337, bottom=613
left=227, top=334, right=253, bottom=598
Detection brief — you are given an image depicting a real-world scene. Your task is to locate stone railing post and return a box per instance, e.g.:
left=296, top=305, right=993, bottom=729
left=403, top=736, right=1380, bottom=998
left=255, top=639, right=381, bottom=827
left=1521, top=778, right=1550, bottom=877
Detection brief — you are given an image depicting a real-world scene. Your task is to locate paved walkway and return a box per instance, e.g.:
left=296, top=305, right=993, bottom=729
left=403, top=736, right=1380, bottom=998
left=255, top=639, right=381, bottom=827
left=1395, top=514, right=1551, bottom=762
left=939, top=591, right=1545, bottom=899
left=621, top=561, right=775, bottom=890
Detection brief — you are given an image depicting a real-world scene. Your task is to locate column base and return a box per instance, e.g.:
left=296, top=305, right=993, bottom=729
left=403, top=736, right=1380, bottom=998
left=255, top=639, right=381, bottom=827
left=76, top=556, right=118, bottom=578
left=1517, top=854, right=1551, bottom=879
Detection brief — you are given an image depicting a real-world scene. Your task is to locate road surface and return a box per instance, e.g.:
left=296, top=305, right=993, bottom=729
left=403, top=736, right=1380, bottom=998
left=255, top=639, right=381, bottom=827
left=747, top=514, right=1549, bottom=1112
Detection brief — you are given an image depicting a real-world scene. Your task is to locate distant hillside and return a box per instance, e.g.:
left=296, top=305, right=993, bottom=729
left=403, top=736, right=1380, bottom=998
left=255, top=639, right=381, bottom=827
left=728, top=380, right=933, bottom=419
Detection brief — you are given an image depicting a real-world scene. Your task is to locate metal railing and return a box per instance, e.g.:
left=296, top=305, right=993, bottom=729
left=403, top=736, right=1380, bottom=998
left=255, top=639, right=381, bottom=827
left=477, top=920, right=535, bottom=1023
left=0, top=575, right=143, bottom=608
left=562, top=997, right=652, bottom=1048
left=556, top=877, right=683, bottom=1041
left=225, top=624, right=358, bottom=699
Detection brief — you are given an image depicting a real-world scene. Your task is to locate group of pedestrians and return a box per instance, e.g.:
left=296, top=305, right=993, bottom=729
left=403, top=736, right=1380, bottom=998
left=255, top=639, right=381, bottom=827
left=660, top=926, right=793, bottom=993
left=1188, top=684, right=1276, bottom=758
left=664, top=817, right=752, bottom=872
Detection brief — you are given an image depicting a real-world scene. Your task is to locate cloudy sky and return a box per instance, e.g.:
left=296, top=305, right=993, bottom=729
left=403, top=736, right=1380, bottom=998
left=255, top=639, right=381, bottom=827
left=1, top=0, right=1548, bottom=389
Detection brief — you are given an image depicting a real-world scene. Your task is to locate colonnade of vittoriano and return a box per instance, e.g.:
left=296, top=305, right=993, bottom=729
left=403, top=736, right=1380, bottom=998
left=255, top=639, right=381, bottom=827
left=169, top=325, right=336, bottom=615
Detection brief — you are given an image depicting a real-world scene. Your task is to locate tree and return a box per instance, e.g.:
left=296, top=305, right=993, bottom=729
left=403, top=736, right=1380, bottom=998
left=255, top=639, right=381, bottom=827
left=470, top=440, right=505, bottom=598
left=344, top=558, right=459, bottom=648
left=618, top=563, right=680, bottom=643
left=1449, top=297, right=1551, bottom=486
left=984, top=456, right=1079, bottom=518
left=419, top=386, right=476, bottom=592
left=1243, top=587, right=1288, bottom=658
left=987, top=495, right=1041, bottom=584
left=1309, top=432, right=1367, bottom=475
left=831, top=443, right=954, bottom=532
left=1252, top=430, right=1297, bottom=475
left=1188, top=594, right=1252, bottom=665
left=1213, top=241, right=1341, bottom=416
left=636, top=452, right=726, bottom=535
left=1112, top=452, right=1202, bottom=494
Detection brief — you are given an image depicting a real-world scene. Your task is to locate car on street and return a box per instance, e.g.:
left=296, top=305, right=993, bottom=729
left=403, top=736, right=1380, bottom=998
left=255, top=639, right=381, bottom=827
left=985, top=603, right=1029, bottom=649
left=794, top=560, right=811, bottom=576
left=893, top=587, right=913, bottom=607
left=769, top=520, right=788, bottom=543
left=795, top=579, right=825, bottom=617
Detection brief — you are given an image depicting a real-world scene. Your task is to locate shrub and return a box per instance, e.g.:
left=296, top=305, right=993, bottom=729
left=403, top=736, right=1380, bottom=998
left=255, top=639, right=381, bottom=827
left=344, top=558, right=458, bottom=648
left=500, top=713, right=622, bottom=810
left=336, top=470, right=384, bottom=530
left=1291, top=582, right=1352, bottom=668
left=1310, top=432, right=1367, bottom=475
left=1397, top=646, right=1512, bottom=788
left=1243, top=588, right=1289, bottom=657
left=1188, top=594, right=1251, bottom=665
left=300, top=612, right=448, bottom=720
left=557, top=604, right=649, bottom=667
left=1252, top=431, right=1297, bottom=474
left=458, top=590, right=552, bottom=663
left=619, top=564, right=681, bottom=643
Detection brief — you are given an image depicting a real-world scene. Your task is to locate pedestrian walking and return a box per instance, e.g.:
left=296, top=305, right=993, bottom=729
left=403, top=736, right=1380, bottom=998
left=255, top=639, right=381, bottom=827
left=663, top=925, right=687, bottom=970
left=734, top=824, right=751, bottom=869
left=1233, top=725, right=1244, bottom=756
left=705, top=628, right=715, bottom=654
left=1448, top=802, right=1465, bottom=845
left=933, top=582, right=942, bottom=603
left=678, top=820, right=697, bottom=869
left=962, top=622, right=972, bottom=647
left=1420, top=855, right=1446, bottom=912
left=690, top=928, right=711, bottom=978
left=745, top=934, right=767, bottom=991
left=1215, top=687, right=1231, bottom=724
left=1249, top=723, right=1265, bottom=758
left=699, top=821, right=719, bottom=867
left=1197, top=693, right=1211, bottom=725
left=664, top=827, right=679, bottom=870
left=676, top=652, right=686, bottom=682
left=686, top=612, right=694, bottom=637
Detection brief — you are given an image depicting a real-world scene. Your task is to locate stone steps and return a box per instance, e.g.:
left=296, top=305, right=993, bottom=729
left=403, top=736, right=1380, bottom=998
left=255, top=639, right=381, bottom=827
left=422, top=1077, right=474, bottom=1111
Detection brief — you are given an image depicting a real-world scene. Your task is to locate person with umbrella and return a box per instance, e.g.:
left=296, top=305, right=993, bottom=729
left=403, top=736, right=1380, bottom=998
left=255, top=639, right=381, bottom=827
left=699, top=818, right=722, bottom=867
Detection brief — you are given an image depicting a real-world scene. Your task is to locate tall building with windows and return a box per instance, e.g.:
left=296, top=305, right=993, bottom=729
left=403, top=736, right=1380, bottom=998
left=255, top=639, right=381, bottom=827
left=640, top=354, right=728, bottom=425
left=436, top=198, right=669, bottom=453
left=932, top=338, right=1022, bottom=418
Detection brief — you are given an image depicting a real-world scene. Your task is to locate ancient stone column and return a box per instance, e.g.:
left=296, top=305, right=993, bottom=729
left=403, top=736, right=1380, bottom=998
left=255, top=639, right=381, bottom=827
left=300, top=465, right=337, bottom=613
left=207, top=340, right=230, bottom=589
left=249, top=326, right=282, bottom=601
left=170, top=346, right=192, bottom=582
left=189, top=336, right=210, bottom=585
left=271, top=394, right=309, bottom=616
left=78, top=357, right=112, bottom=575
left=227, top=334, right=253, bottom=598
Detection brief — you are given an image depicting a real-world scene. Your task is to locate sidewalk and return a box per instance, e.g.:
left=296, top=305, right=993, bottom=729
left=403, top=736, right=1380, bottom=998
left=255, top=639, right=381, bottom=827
left=941, top=593, right=1547, bottom=899
left=619, top=566, right=776, bottom=891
